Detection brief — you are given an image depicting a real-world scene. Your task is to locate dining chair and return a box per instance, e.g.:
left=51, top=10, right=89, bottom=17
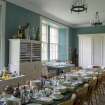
left=58, top=93, right=76, bottom=105
left=63, top=67, right=71, bottom=73
left=101, top=70, right=105, bottom=94
left=74, top=83, right=89, bottom=105
left=99, top=70, right=105, bottom=103
left=75, top=66, right=83, bottom=71
left=41, top=65, right=56, bottom=78
left=7, top=99, right=21, bottom=105
left=41, top=65, right=49, bottom=77
left=88, top=76, right=98, bottom=105
left=94, top=72, right=105, bottom=104
left=92, top=66, right=101, bottom=68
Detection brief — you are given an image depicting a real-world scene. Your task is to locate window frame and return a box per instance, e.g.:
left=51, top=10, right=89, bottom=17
left=41, top=23, right=48, bottom=61
left=49, top=26, right=59, bottom=61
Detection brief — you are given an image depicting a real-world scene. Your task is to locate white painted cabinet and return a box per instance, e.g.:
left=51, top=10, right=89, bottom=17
left=9, top=39, right=41, bottom=75
left=79, top=34, right=105, bottom=68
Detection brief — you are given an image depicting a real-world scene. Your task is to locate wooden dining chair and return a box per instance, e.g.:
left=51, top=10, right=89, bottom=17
left=92, top=65, right=101, bottom=68
left=74, top=83, right=89, bottom=105
left=101, top=70, right=105, bottom=93
left=7, top=99, right=21, bottom=105
left=58, top=93, right=76, bottom=105
left=88, top=76, right=98, bottom=105
left=63, top=67, right=71, bottom=73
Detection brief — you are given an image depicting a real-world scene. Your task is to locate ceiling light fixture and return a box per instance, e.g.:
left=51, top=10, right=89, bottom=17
left=71, top=0, right=87, bottom=13
left=91, top=11, right=102, bottom=26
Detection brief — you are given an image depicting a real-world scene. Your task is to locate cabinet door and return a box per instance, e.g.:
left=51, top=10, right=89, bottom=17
left=102, top=37, right=105, bottom=66
left=31, top=42, right=41, bottom=61
left=20, top=42, right=31, bottom=62
left=92, top=37, right=103, bottom=66
left=79, top=36, right=92, bottom=68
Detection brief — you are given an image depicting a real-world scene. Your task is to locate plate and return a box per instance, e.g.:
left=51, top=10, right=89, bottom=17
left=27, top=104, right=42, bottom=105
left=55, top=86, right=67, bottom=93
left=63, top=81, right=71, bottom=86
left=37, top=97, right=53, bottom=103
left=71, top=81, right=82, bottom=86
left=50, top=94, right=64, bottom=100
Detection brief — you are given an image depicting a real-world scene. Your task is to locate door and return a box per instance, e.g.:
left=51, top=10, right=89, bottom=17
left=79, top=36, right=92, bottom=68
left=92, top=36, right=103, bottom=66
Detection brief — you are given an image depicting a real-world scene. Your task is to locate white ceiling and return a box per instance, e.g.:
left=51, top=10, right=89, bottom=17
left=7, top=0, right=105, bottom=27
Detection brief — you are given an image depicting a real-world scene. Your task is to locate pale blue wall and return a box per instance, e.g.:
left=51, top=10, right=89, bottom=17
left=76, top=26, right=105, bottom=34
left=59, top=28, right=69, bottom=61
left=68, top=28, right=77, bottom=60
left=5, top=1, right=70, bottom=65
left=5, top=2, right=40, bottom=66
left=75, top=25, right=105, bottom=49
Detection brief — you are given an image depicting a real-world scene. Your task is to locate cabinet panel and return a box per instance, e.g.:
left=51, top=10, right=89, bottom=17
left=103, top=37, right=105, bottom=66
left=79, top=36, right=92, bottom=68
left=31, top=42, right=41, bottom=61
left=20, top=42, right=31, bottom=62
left=92, top=37, right=103, bottom=66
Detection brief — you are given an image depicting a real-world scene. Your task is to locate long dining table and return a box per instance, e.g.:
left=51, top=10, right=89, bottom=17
left=25, top=68, right=105, bottom=105
left=0, top=68, right=105, bottom=105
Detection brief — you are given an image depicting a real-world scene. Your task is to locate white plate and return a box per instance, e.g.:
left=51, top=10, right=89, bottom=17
left=7, top=96, right=21, bottom=102
left=50, top=94, right=64, bottom=100
left=55, top=86, right=67, bottom=90
left=27, top=104, right=42, bottom=105
left=37, top=97, right=53, bottom=103
left=71, top=81, right=82, bottom=86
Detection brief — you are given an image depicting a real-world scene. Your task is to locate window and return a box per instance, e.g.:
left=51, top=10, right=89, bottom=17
left=41, top=18, right=69, bottom=62
left=50, top=26, right=58, bottom=60
left=41, top=24, right=59, bottom=61
left=41, top=23, right=48, bottom=61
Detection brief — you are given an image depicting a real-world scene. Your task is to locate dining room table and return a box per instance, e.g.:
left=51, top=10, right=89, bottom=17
left=26, top=69, right=99, bottom=105
left=0, top=67, right=105, bottom=105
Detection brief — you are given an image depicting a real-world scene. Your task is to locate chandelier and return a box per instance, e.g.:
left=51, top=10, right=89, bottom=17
left=71, top=0, right=87, bottom=13
left=91, top=12, right=102, bottom=26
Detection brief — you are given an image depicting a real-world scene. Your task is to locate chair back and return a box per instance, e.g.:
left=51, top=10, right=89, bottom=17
left=64, top=68, right=71, bottom=73
left=92, top=66, right=101, bottom=68
left=41, top=65, right=49, bottom=77
left=88, top=77, right=97, bottom=93
left=7, top=99, right=21, bottom=105
left=58, top=93, right=76, bottom=105
left=76, top=83, right=89, bottom=99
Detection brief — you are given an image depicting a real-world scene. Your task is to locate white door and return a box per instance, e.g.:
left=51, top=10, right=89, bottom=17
left=79, top=36, right=92, bottom=68
left=102, top=36, right=105, bottom=66
left=92, top=36, right=103, bottom=66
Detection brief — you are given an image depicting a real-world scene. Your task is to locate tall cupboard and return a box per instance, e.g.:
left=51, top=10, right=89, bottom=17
left=79, top=34, right=105, bottom=68
left=9, top=39, right=41, bottom=75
